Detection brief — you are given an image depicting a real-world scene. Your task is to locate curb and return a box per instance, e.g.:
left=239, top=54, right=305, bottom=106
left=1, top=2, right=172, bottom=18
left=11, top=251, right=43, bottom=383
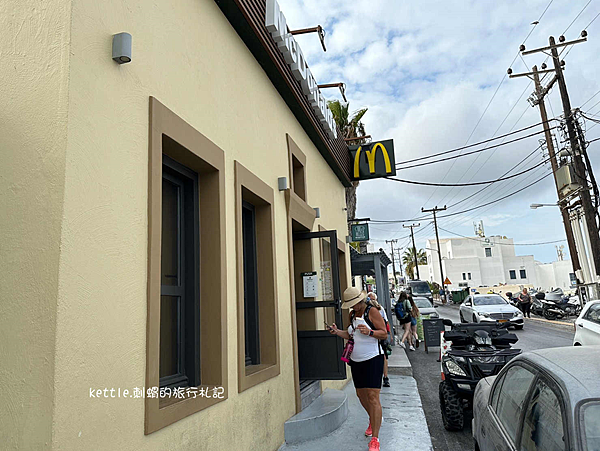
left=526, top=316, right=574, bottom=327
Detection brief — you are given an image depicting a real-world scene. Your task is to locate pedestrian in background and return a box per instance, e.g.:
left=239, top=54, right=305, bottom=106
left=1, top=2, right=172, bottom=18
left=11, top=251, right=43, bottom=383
left=408, top=296, right=420, bottom=349
left=367, top=293, right=391, bottom=388
left=518, top=287, right=532, bottom=318
left=396, top=291, right=414, bottom=351
left=329, top=287, right=387, bottom=451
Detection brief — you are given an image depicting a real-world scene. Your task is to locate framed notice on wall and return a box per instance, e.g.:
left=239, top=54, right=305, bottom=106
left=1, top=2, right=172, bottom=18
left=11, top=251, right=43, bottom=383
left=302, top=271, right=318, bottom=298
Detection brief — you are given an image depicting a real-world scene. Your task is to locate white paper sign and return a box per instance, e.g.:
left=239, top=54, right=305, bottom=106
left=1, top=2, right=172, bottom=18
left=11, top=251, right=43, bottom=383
left=302, top=271, right=318, bottom=298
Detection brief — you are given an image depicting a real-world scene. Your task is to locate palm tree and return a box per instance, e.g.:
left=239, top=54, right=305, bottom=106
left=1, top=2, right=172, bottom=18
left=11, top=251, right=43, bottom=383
left=402, top=248, right=427, bottom=279
left=327, top=100, right=368, bottom=226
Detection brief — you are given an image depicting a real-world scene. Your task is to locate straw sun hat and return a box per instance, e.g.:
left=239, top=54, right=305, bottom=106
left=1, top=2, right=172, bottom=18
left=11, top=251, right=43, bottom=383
left=341, top=287, right=367, bottom=309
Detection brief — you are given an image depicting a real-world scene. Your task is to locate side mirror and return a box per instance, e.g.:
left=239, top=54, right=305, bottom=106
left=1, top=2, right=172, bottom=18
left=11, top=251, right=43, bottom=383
left=465, top=302, right=471, bottom=306
left=442, top=319, right=453, bottom=327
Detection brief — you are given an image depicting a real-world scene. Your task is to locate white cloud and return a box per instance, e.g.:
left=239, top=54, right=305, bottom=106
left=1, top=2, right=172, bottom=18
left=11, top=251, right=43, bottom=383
left=277, top=0, right=600, bottom=262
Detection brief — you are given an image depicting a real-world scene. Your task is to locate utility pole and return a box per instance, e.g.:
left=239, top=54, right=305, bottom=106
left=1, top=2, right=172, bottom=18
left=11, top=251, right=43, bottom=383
left=548, top=36, right=600, bottom=277
left=386, top=239, right=398, bottom=289
left=421, top=207, right=447, bottom=303
left=395, top=248, right=404, bottom=278
left=403, top=223, right=421, bottom=280
left=513, top=32, right=600, bottom=297
left=510, top=64, right=581, bottom=274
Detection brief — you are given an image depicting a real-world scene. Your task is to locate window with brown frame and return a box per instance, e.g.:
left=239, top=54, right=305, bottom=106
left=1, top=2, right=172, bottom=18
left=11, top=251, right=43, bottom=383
left=146, top=97, right=227, bottom=434
left=235, top=161, right=280, bottom=392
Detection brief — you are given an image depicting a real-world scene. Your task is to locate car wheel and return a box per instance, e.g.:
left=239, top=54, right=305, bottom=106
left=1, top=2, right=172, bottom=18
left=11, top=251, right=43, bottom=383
left=439, top=380, right=464, bottom=431
left=459, top=312, right=465, bottom=323
left=514, top=325, right=524, bottom=330
left=472, top=314, right=478, bottom=323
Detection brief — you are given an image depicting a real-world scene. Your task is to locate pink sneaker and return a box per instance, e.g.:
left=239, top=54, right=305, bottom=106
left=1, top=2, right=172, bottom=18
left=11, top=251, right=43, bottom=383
left=368, top=437, right=380, bottom=451
left=365, top=423, right=372, bottom=437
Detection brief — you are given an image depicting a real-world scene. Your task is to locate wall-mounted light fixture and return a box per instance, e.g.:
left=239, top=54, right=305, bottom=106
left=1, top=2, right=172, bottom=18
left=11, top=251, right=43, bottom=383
left=278, top=177, right=288, bottom=191
left=112, top=32, right=132, bottom=64
left=317, top=82, right=347, bottom=102
left=290, top=25, right=326, bottom=52
left=314, top=207, right=321, bottom=218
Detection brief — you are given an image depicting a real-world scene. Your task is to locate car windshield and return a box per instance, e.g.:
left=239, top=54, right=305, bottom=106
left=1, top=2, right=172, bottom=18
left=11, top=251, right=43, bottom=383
left=581, top=401, right=600, bottom=451
left=473, top=296, right=507, bottom=306
left=410, top=282, right=431, bottom=295
left=414, top=298, right=432, bottom=309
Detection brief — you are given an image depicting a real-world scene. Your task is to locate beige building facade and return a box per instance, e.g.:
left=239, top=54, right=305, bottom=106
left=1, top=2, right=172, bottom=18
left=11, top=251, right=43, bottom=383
left=0, top=0, right=355, bottom=449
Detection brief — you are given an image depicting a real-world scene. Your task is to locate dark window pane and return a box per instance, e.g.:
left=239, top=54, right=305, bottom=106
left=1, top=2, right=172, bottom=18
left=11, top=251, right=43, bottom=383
left=510, top=270, right=517, bottom=280
left=242, top=202, right=260, bottom=366
left=485, top=248, right=492, bottom=257
left=520, top=379, right=565, bottom=451
left=584, top=304, right=600, bottom=324
left=495, top=365, right=535, bottom=443
left=161, top=178, right=179, bottom=286
left=160, top=295, right=180, bottom=378
left=520, top=270, right=527, bottom=279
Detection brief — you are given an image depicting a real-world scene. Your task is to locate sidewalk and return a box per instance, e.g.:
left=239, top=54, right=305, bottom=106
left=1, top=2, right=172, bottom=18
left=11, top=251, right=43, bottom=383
left=278, top=371, right=433, bottom=451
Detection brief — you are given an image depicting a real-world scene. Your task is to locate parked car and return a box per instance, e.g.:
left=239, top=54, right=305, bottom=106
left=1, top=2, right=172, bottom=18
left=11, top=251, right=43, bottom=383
left=459, top=294, right=524, bottom=329
left=574, top=300, right=600, bottom=346
left=473, top=345, right=600, bottom=451
left=413, top=296, right=439, bottom=318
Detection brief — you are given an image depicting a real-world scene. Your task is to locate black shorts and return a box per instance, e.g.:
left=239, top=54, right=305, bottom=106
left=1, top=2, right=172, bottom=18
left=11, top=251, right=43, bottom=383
left=399, top=315, right=411, bottom=325
left=350, top=354, right=384, bottom=389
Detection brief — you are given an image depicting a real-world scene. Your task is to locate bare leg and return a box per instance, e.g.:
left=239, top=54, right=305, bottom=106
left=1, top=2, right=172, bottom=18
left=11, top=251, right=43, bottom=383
left=365, top=388, right=383, bottom=438
left=383, top=358, right=388, bottom=378
left=401, top=323, right=411, bottom=344
left=356, top=388, right=370, bottom=417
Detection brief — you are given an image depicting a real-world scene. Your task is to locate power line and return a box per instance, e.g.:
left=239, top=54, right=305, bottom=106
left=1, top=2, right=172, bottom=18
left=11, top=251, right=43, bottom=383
left=437, top=226, right=567, bottom=246
left=388, top=158, right=549, bottom=187
left=369, top=169, right=554, bottom=224
left=423, top=0, right=555, bottom=207
left=395, top=125, right=554, bottom=170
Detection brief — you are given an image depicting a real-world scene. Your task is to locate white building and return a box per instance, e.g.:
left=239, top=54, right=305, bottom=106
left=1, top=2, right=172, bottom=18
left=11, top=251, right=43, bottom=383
left=419, top=235, right=574, bottom=291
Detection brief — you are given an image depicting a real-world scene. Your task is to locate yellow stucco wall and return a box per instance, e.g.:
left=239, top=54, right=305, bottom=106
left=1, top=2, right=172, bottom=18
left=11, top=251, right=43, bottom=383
left=41, top=0, right=351, bottom=450
left=0, top=1, right=71, bottom=449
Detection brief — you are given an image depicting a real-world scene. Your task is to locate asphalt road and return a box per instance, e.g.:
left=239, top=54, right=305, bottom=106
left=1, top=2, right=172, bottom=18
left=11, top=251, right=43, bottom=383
left=406, top=303, right=575, bottom=451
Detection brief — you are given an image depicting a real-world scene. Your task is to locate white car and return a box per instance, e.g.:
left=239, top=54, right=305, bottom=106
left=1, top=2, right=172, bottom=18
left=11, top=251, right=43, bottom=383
left=413, top=296, right=439, bottom=318
left=459, top=294, right=524, bottom=329
left=574, top=300, right=600, bottom=346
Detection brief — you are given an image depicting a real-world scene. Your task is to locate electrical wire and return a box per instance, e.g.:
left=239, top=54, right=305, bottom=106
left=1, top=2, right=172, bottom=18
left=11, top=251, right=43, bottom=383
left=396, top=129, right=554, bottom=170
left=437, top=227, right=566, bottom=246
left=388, top=159, right=550, bottom=187
left=423, top=0, right=556, bottom=207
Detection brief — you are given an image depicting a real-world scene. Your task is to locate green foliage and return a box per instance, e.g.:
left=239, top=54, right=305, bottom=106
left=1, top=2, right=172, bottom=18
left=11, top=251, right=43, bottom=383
left=402, top=248, right=427, bottom=279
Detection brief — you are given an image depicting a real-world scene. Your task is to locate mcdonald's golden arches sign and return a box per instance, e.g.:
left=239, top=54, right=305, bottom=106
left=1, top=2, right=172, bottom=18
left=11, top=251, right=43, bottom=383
left=348, top=139, right=396, bottom=181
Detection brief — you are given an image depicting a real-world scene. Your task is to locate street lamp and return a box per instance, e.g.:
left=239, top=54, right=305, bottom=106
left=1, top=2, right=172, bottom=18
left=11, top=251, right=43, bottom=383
left=530, top=203, right=559, bottom=209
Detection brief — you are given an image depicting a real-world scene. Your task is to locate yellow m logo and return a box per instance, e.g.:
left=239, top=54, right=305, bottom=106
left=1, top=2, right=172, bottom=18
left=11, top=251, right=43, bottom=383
left=353, top=142, right=392, bottom=179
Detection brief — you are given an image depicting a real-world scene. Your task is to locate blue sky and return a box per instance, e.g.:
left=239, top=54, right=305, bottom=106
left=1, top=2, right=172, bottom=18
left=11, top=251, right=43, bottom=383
left=278, top=0, right=600, bottom=264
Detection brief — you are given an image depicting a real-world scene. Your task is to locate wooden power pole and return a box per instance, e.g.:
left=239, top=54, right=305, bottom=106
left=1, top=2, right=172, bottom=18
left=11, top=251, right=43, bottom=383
left=421, top=206, right=447, bottom=302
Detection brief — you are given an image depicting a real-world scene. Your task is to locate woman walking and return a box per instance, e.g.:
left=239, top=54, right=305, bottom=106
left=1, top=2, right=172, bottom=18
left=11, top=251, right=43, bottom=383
left=396, top=291, right=414, bottom=351
left=329, top=287, right=387, bottom=451
left=367, top=293, right=391, bottom=387
left=408, top=296, right=420, bottom=349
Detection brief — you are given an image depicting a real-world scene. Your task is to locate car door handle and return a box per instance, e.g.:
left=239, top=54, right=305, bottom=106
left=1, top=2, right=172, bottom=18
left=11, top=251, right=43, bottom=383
left=578, top=323, right=584, bottom=328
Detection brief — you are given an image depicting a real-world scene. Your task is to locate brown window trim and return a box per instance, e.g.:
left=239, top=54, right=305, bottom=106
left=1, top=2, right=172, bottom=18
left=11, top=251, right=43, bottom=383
left=287, top=134, right=307, bottom=201
left=146, top=97, right=227, bottom=434
left=235, top=161, right=280, bottom=392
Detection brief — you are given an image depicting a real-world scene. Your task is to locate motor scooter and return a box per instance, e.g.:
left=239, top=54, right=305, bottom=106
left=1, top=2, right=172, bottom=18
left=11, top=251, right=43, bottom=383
left=541, top=288, right=581, bottom=320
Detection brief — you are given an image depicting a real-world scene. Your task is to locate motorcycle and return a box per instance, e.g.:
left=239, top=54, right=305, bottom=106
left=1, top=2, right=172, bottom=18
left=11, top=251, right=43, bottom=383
left=541, top=288, right=582, bottom=320
left=438, top=319, right=521, bottom=431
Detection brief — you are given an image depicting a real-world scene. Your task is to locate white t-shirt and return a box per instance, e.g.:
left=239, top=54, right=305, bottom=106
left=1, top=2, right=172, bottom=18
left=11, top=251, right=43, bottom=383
left=347, top=314, right=381, bottom=362
left=378, top=307, right=388, bottom=323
